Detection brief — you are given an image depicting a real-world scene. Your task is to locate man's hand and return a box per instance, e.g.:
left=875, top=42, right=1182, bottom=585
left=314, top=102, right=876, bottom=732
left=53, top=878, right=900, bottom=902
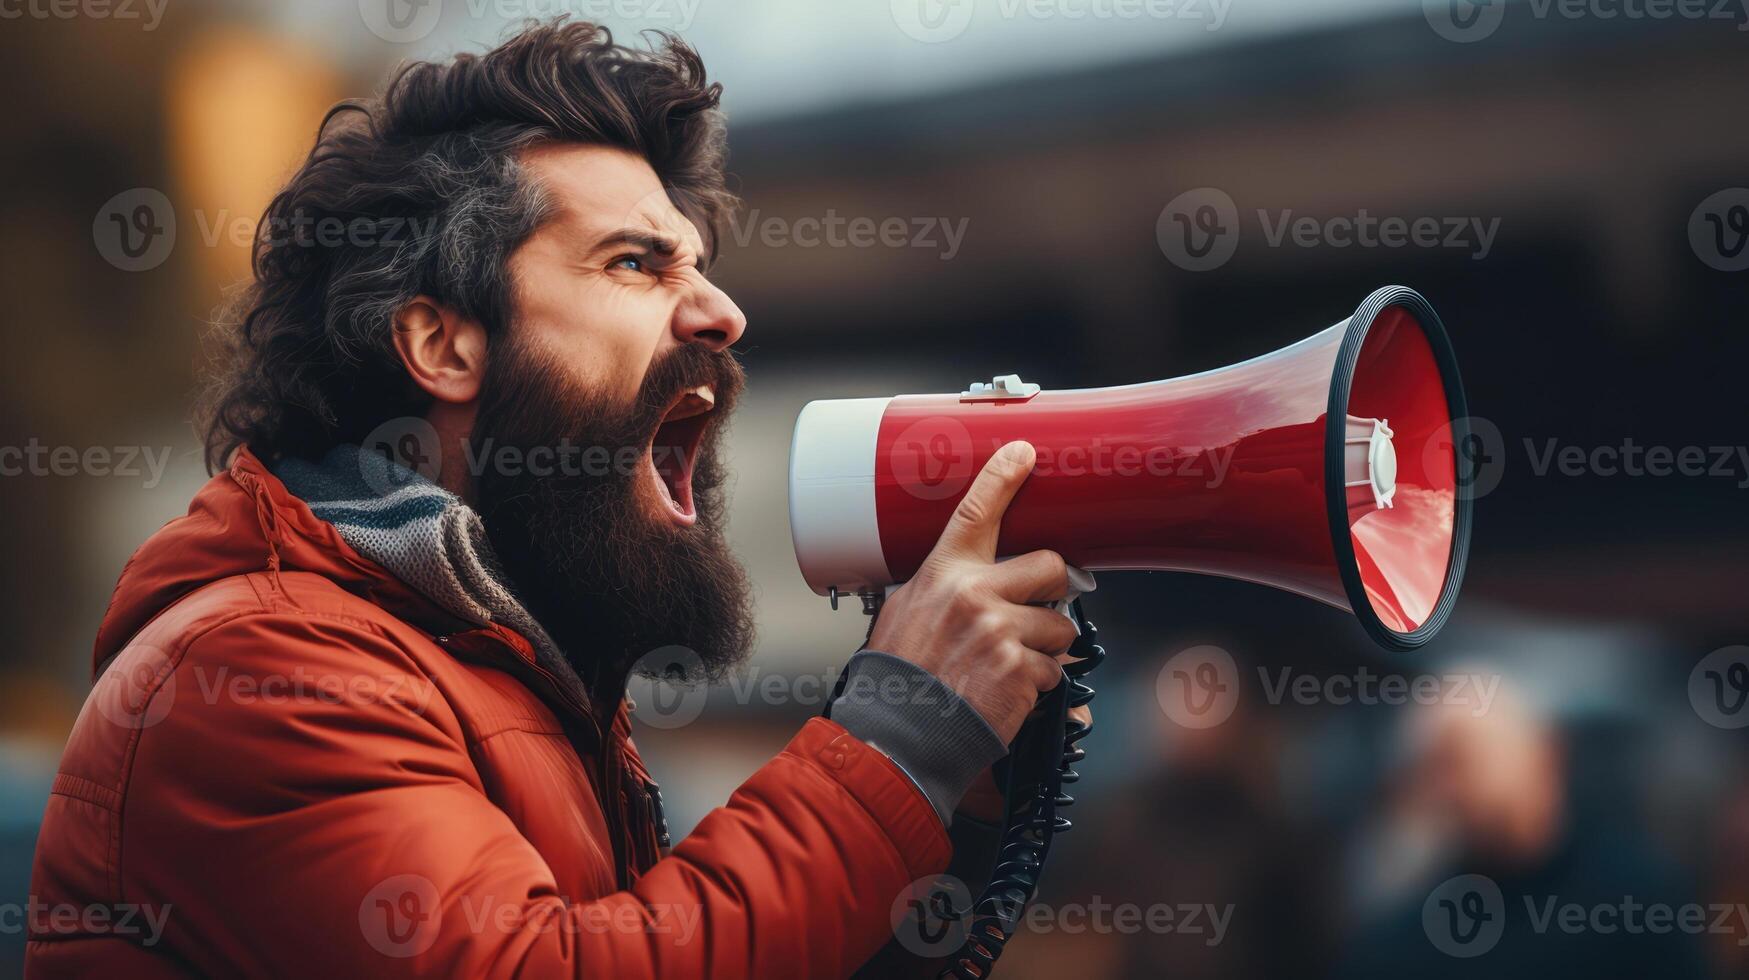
left=866, top=441, right=1078, bottom=743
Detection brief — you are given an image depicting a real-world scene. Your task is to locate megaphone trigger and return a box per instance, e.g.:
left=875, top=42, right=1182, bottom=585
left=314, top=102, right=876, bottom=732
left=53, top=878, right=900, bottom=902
left=991, top=559, right=1096, bottom=634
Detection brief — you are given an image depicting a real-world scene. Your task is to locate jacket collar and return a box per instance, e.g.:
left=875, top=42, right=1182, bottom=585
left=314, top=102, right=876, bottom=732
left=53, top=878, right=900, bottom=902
left=93, top=447, right=621, bottom=734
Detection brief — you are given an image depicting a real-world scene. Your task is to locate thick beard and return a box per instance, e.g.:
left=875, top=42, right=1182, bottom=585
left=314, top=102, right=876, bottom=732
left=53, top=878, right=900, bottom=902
left=471, top=333, right=754, bottom=696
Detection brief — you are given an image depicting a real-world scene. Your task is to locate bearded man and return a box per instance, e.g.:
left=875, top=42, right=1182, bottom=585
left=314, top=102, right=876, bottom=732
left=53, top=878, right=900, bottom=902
left=26, top=20, right=1082, bottom=979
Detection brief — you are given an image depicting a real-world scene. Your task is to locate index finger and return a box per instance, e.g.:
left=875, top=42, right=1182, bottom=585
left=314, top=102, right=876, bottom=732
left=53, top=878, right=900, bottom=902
left=931, top=440, right=1036, bottom=562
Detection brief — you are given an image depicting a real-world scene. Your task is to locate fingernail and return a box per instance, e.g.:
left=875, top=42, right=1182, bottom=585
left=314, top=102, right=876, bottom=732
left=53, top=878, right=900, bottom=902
left=1001, top=441, right=1036, bottom=467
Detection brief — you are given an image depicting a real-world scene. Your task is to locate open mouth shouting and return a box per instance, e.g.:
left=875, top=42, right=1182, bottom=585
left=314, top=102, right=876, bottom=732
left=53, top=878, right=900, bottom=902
left=647, top=383, right=717, bottom=526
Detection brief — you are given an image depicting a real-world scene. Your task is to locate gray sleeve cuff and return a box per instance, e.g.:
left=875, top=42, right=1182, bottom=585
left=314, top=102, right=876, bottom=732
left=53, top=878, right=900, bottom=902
left=829, top=650, right=1008, bottom=827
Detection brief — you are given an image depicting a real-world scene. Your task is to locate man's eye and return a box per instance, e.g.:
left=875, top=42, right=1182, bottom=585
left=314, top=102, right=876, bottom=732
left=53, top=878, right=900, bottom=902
left=611, top=255, right=645, bottom=273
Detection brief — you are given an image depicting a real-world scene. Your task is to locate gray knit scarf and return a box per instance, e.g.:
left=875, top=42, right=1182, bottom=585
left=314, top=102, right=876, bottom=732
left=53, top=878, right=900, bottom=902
left=273, top=444, right=587, bottom=696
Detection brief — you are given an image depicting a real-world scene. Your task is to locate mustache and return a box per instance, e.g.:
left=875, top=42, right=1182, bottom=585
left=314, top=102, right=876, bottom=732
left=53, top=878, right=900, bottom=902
left=631, top=343, right=746, bottom=435
left=472, top=336, right=745, bottom=468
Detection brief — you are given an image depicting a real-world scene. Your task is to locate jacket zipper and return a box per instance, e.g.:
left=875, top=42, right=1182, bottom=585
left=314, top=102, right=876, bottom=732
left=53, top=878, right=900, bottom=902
left=439, top=633, right=632, bottom=878
left=646, top=779, right=672, bottom=851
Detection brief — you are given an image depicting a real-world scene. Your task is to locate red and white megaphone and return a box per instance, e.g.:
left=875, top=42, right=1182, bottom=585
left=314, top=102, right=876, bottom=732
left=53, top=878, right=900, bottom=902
left=788, top=285, right=1471, bottom=650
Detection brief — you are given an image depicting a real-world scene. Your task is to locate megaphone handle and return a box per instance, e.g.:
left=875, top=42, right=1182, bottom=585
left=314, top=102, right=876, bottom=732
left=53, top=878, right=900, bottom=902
left=939, top=599, right=1105, bottom=980
left=837, top=589, right=1107, bottom=979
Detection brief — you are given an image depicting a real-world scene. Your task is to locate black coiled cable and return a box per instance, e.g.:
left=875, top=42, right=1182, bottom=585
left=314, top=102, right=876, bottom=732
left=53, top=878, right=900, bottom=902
left=941, top=600, right=1105, bottom=979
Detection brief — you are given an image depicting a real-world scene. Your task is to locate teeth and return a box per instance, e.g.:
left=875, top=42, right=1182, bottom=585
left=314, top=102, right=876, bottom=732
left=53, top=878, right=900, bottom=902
left=663, top=385, right=716, bottom=422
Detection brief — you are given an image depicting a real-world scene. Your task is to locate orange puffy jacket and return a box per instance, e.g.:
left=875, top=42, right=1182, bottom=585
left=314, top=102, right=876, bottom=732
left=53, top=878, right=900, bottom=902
left=25, top=449, right=950, bottom=977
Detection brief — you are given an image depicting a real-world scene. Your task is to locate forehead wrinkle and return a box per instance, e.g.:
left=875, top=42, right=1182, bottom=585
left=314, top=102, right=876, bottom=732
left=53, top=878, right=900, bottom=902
left=627, top=188, right=707, bottom=253
left=521, top=155, right=706, bottom=263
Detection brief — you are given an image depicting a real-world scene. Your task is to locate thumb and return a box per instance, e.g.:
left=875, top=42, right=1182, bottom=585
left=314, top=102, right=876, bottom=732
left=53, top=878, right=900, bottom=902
left=933, top=440, right=1036, bottom=562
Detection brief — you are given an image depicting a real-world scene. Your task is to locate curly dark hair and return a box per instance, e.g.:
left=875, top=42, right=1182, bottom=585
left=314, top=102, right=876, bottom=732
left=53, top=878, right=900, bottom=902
left=198, top=20, right=736, bottom=472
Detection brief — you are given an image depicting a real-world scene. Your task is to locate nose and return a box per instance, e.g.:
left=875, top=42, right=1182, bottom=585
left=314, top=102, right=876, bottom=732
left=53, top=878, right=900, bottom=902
left=672, top=275, right=746, bottom=351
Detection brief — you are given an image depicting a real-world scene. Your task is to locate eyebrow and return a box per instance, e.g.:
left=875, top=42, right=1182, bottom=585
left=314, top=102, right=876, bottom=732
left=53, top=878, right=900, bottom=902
left=590, top=226, right=712, bottom=275
left=592, top=227, right=681, bottom=258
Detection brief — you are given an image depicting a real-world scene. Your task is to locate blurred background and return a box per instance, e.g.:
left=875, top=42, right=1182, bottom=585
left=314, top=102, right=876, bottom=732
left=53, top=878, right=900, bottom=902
left=3, top=0, right=1747, bottom=976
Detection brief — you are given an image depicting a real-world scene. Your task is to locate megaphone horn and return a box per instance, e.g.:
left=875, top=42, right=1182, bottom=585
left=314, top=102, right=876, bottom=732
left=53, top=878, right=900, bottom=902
left=788, top=285, right=1472, bottom=650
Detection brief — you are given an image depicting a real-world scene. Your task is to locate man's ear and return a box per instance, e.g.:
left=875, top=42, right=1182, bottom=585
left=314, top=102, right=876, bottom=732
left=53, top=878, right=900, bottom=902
left=391, top=296, right=488, bottom=404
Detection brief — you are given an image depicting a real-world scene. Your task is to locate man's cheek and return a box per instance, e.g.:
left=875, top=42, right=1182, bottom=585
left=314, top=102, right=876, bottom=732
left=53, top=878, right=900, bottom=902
left=621, top=445, right=650, bottom=481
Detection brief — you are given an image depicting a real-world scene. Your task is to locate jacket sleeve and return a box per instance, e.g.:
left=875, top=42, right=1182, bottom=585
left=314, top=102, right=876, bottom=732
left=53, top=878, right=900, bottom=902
left=123, top=613, right=951, bottom=979
left=854, top=809, right=1006, bottom=979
